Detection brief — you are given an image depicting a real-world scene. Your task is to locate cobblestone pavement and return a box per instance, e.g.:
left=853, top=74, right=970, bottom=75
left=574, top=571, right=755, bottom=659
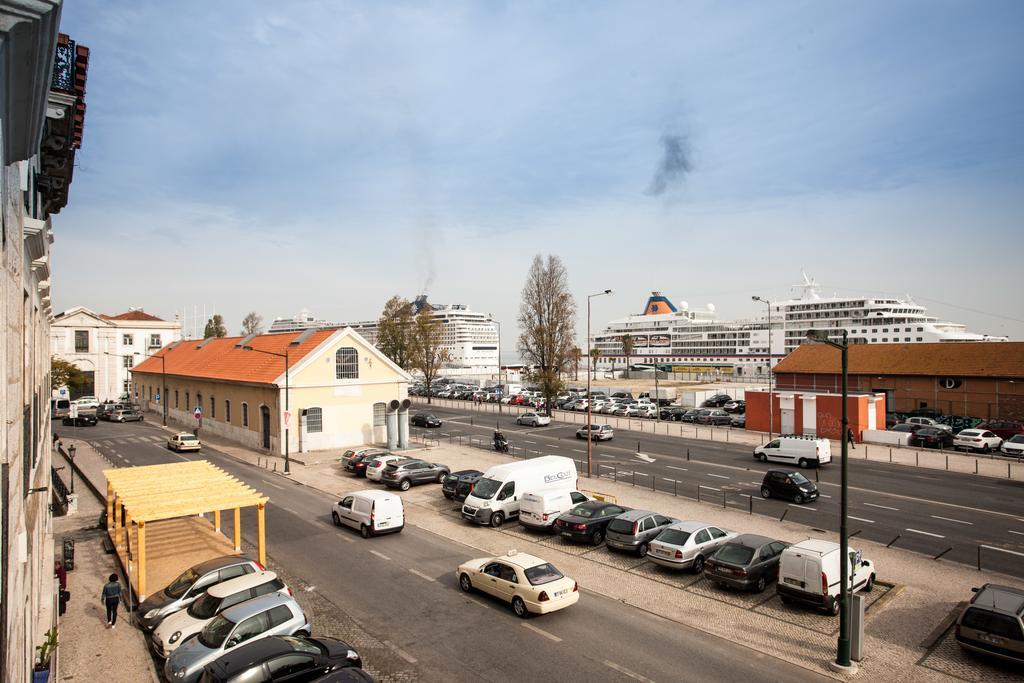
left=918, top=628, right=1024, bottom=682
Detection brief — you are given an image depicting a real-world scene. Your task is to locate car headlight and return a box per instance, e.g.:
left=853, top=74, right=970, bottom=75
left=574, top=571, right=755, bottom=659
left=144, top=609, right=159, bottom=619
left=479, top=501, right=490, bottom=509
left=346, top=649, right=359, bottom=661
left=173, top=667, right=187, bottom=679
left=169, top=631, right=181, bottom=644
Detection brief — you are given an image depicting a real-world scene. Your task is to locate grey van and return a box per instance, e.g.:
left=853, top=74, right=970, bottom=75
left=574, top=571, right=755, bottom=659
left=137, top=555, right=262, bottom=632
left=605, top=510, right=679, bottom=557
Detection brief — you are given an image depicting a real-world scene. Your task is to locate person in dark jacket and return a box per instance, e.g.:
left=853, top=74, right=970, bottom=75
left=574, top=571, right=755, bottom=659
left=101, top=573, right=122, bottom=627
left=847, top=428, right=856, bottom=449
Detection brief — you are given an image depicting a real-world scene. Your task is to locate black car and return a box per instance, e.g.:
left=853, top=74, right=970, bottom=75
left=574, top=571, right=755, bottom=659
left=442, top=469, right=483, bottom=502
left=62, top=414, right=97, bottom=427
left=679, top=409, right=702, bottom=423
left=701, top=394, right=733, bottom=408
left=309, top=669, right=375, bottom=683
left=704, top=534, right=790, bottom=593
left=344, top=453, right=379, bottom=477
left=553, top=501, right=631, bottom=546
left=660, top=407, right=687, bottom=421
left=909, top=427, right=955, bottom=449
left=760, top=469, right=818, bottom=504
left=381, top=459, right=450, bottom=490
left=198, top=635, right=361, bottom=683
left=411, top=413, right=442, bottom=428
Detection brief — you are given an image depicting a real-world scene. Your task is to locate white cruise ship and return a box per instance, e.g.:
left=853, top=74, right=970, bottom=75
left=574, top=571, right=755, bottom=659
left=268, top=308, right=335, bottom=334
left=593, top=274, right=1005, bottom=378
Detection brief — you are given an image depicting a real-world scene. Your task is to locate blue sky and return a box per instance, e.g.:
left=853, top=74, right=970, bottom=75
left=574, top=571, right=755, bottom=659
left=55, top=1, right=1024, bottom=345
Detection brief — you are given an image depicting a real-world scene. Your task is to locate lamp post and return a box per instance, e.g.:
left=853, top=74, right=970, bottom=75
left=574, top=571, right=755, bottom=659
left=494, top=319, right=502, bottom=416
left=586, top=289, right=613, bottom=477
left=243, top=345, right=290, bottom=474
left=752, top=296, right=773, bottom=440
left=807, top=328, right=853, bottom=671
left=67, top=444, right=76, bottom=493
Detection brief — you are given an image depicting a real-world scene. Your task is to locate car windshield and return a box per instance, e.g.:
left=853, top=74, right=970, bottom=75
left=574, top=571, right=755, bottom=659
left=524, top=563, right=564, bottom=586
left=471, top=477, right=502, bottom=500
left=164, top=567, right=200, bottom=599
left=1010, top=435, right=1024, bottom=444
left=180, top=435, right=198, bottom=442
left=277, top=636, right=323, bottom=655
left=790, top=473, right=810, bottom=485
left=655, top=528, right=691, bottom=546
left=187, top=592, right=222, bottom=619
left=715, top=544, right=756, bottom=565
left=198, top=614, right=236, bottom=648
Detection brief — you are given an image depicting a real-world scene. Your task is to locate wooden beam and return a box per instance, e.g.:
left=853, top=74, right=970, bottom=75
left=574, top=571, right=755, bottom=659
left=233, top=508, right=241, bottom=552
left=106, top=482, right=114, bottom=533
left=138, top=521, right=147, bottom=600
left=257, top=503, right=266, bottom=567
left=214, top=509, right=221, bottom=533
left=125, top=495, right=269, bottom=522
left=114, top=495, right=123, bottom=546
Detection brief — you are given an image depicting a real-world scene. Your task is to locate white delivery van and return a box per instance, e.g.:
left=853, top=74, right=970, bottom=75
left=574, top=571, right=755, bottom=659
left=753, top=435, right=832, bottom=468
left=462, top=456, right=578, bottom=528
left=331, top=490, right=404, bottom=538
left=519, top=490, right=591, bottom=531
left=777, top=539, right=875, bottom=615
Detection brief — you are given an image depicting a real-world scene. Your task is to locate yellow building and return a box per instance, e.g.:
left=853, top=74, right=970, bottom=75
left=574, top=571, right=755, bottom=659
left=131, top=328, right=411, bottom=454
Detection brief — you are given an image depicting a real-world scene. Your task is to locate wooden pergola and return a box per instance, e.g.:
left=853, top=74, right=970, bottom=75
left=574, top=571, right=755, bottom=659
left=104, top=461, right=269, bottom=599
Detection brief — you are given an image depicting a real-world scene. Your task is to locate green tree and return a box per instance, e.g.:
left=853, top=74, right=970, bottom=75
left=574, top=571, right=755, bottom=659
left=240, top=311, right=263, bottom=336
left=620, top=334, right=635, bottom=378
left=410, top=307, right=449, bottom=403
left=376, top=296, right=415, bottom=370
left=589, top=348, right=601, bottom=380
left=571, top=346, right=583, bottom=381
left=51, top=358, right=88, bottom=394
left=204, top=314, right=228, bottom=338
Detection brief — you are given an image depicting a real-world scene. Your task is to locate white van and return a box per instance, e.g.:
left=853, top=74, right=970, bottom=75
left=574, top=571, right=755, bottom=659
left=519, top=490, right=591, bottom=531
left=331, top=490, right=404, bottom=538
left=462, top=456, right=578, bottom=528
left=753, top=435, right=831, bottom=468
left=777, top=539, right=876, bottom=615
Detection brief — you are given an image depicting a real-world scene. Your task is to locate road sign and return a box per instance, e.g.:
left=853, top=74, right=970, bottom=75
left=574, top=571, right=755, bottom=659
left=155, top=392, right=161, bottom=403
left=69, top=403, right=79, bottom=419
left=283, top=410, right=291, bottom=428
left=194, top=406, right=202, bottom=419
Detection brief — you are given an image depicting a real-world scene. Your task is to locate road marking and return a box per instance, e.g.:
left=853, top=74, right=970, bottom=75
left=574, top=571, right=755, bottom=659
left=603, top=660, right=655, bottom=683
left=522, top=622, right=562, bottom=642
left=383, top=640, right=418, bottom=665
left=930, top=515, right=973, bottom=526
left=849, top=516, right=875, bottom=524
left=699, top=486, right=720, bottom=492
left=524, top=440, right=537, bottom=444
left=818, top=494, right=832, bottom=499
left=666, top=465, right=688, bottom=472
left=864, top=502, right=899, bottom=511
left=599, top=453, right=615, bottom=458
left=280, top=505, right=299, bottom=516
left=789, top=504, right=816, bottom=511
left=662, top=478, right=676, bottom=482
left=549, top=444, right=561, bottom=448
left=739, top=493, right=752, bottom=498
left=264, top=480, right=285, bottom=490
left=408, top=569, right=436, bottom=582
left=369, top=550, right=391, bottom=561
left=465, top=598, right=490, bottom=609
left=1008, top=530, right=1024, bottom=537
left=634, top=472, right=649, bottom=477
left=617, top=471, right=633, bottom=477
left=635, top=453, right=656, bottom=463
left=573, top=449, right=586, bottom=453
left=706, top=473, right=729, bottom=479
left=906, top=528, right=945, bottom=538
left=123, top=458, right=131, bottom=464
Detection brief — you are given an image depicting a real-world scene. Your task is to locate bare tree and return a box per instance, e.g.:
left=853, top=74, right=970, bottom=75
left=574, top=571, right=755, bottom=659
left=621, top=334, right=635, bottom=378
left=376, top=296, right=415, bottom=370
left=241, top=311, right=263, bottom=336
left=517, top=255, right=577, bottom=415
left=410, top=306, right=449, bottom=404
left=571, top=346, right=582, bottom=381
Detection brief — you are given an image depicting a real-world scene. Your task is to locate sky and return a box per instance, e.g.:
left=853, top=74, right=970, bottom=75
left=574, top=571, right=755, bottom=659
left=55, top=1, right=1024, bottom=353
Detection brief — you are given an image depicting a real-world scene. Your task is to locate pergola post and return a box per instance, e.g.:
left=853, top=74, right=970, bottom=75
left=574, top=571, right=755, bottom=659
left=233, top=508, right=241, bottom=552
left=257, top=503, right=266, bottom=567
left=138, top=521, right=147, bottom=599
left=214, top=509, right=221, bottom=533
left=114, top=496, right=123, bottom=546
left=106, top=482, right=114, bottom=532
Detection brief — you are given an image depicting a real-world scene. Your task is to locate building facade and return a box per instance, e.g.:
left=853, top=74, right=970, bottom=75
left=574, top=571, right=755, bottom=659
left=1, top=6, right=88, bottom=681
left=745, top=389, right=886, bottom=441
left=50, top=306, right=182, bottom=400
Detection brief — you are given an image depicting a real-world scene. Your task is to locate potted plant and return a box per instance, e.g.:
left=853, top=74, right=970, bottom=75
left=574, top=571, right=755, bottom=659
left=34, top=627, right=57, bottom=682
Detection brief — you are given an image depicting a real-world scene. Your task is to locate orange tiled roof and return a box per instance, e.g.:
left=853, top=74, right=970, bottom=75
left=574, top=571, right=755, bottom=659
left=773, top=342, right=1024, bottom=378
left=102, top=310, right=165, bottom=322
left=132, top=329, right=337, bottom=385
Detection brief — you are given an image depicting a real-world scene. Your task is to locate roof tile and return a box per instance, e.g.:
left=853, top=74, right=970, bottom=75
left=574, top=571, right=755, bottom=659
left=773, top=342, right=1024, bottom=378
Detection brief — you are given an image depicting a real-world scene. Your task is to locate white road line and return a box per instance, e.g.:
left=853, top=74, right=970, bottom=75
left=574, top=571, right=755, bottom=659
left=549, top=444, right=561, bottom=448
left=408, top=569, right=436, bottom=582
left=634, top=472, right=649, bottom=477
left=789, top=504, right=816, bottom=511
left=599, top=454, right=615, bottom=458
left=465, top=598, right=490, bottom=609
left=522, top=622, right=563, bottom=642
left=603, top=660, right=655, bottom=683
left=572, top=449, right=586, bottom=453
left=123, top=458, right=131, bottom=464
left=700, top=486, right=720, bottom=492
left=818, top=494, right=832, bottom=499
left=524, top=440, right=537, bottom=444
left=617, top=471, right=634, bottom=477
left=264, top=481, right=285, bottom=490
left=706, top=473, right=729, bottom=479
left=864, top=502, right=899, bottom=511
left=280, top=505, right=299, bottom=516
left=383, top=640, right=418, bottom=665
left=906, top=528, right=945, bottom=538
left=930, top=515, right=973, bottom=526
left=662, top=478, right=676, bottom=482
left=369, top=550, right=391, bottom=561
left=1008, top=530, right=1024, bottom=537
left=849, top=516, right=875, bottom=524
left=739, top=494, right=752, bottom=498
left=666, top=465, right=688, bottom=472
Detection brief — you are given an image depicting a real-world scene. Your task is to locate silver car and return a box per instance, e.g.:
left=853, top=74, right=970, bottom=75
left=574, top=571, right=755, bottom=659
left=648, top=521, right=737, bottom=572
left=164, top=592, right=310, bottom=683
left=605, top=510, right=679, bottom=557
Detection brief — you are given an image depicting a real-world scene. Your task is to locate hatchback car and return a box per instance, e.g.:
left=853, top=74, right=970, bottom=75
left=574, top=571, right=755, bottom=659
left=648, top=521, right=737, bottom=573
left=730, top=414, right=747, bottom=428
left=410, top=413, right=442, bottom=428
left=759, top=470, right=818, bottom=504
left=168, top=433, right=202, bottom=452
left=112, top=408, right=144, bottom=422
left=457, top=551, right=579, bottom=617
left=889, top=423, right=922, bottom=435
left=516, top=412, right=551, bottom=427
left=955, top=583, right=1024, bottom=664
left=680, top=409, right=702, bottom=423
left=1001, top=434, right=1024, bottom=458
left=575, top=424, right=614, bottom=441
left=197, top=635, right=361, bottom=683
left=364, top=454, right=404, bottom=482
left=704, top=535, right=790, bottom=593
left=442, top=469, right=483, bottom=502
left=344, top=452, right=379, bottom=477
left=909, top=427, right=954, bottom=449
left=553, top=501, right=631, bottom=546
left=339, top=448, right=384, bottom=469
left=701, top=394, right=733, bottom=408
left=954, top=429, right=1003, bottom=453
left=62, top=414, right=97, bottom=426
left=696, top=409, right=731, bottom=426
left=381, top=459, right=450, bottom=491
left=605, top=510, right=679, bottom=557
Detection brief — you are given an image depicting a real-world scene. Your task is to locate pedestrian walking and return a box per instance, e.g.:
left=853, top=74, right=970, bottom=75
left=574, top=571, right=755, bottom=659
left=847, top=427, right=856, bottom=450
left=101, top=573, right=122, bottom=628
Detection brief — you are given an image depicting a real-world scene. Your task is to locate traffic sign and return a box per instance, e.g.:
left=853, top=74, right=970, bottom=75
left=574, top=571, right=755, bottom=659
left=155, top=392, right=161, bottom=403
left=69, top=403, right=79, bottom=419
left=194, top=406, right=202, bottom=419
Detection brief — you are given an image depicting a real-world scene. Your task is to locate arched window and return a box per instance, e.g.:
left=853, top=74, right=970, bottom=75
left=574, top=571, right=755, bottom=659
left=242, top=402, right=249, bottom=427
left=305, top=407, right=323, bottom=433
left=225, top=400, right=231, bottom=423
left=210, top=395, right=216, bottom=419
left=335, top=348, right=358, bottom=379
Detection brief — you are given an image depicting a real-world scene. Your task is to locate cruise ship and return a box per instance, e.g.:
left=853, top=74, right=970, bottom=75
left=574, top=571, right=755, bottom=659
left=592, top=275, right=1005, bottom=378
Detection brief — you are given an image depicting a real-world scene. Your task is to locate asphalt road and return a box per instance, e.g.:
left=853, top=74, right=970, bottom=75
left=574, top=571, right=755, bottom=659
left=66, top=420, right=830, bottom=683
left=411, top=403, right=1024, bottom=578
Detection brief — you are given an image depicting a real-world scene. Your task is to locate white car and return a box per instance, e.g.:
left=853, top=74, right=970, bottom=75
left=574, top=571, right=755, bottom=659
left=905, top=416, right=952, bottom=433
left=954, top=428, right=1003, bottom=453
left=167, top=433, right=201, bottom=452
left=365, top=454, right=404, bottom=482
left=648, top=521, right=737, bottom=572
left=456, top=550, right=579, bottom=617
left=516, top=412, right=551, bottom=427
left=1001, top=434, right=1024, bottom=457
left=576, top=424, right=614, bottom=441
left=332, top=490, right=404, bottom=537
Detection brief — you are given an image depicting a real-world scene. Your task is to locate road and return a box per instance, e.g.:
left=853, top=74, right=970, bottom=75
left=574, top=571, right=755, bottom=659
left=411, top=403, right=1024, bottom=578
left=68, top=420, right=829, bottom=683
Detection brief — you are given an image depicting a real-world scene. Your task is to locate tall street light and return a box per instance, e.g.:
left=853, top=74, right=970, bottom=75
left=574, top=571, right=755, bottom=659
left=752, top=296, right=773, bottom=440
left=105, top=351, right=167, bottom=426
left=586, top=289, right=613, bottom=477
left=494, top=319, right=503, bottom=416
left=243, top=345, right=291, bottom=475
left=807, top=328, right=853, bottom=671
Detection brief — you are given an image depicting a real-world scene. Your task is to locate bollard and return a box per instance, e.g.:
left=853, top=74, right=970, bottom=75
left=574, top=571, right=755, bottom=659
left=916, top=451, right=919, bottom=467
left=977, top=545, right=982, bottom=570
left=471, top=417, right=474, bottom=426
left=697, top=485, right=701, bottom=502
left=779, top=509, right=787, bottom=522
left=946, top=454, right=949, bottom=470
left=975, top=460, right=978, bottom=475
left=632, top=471, right=636, bottom=487
left=886, top=534, right=901, bottom=548
left=673, top=479, right=677, bottom=497
left=687, top=448, right=690, bottom=461
left=273, top=462, right=277, bottom=472
left=748, top=496, right=752, bottom=515
left=614, top=469, right=617, bottom=483
left=889, top=448, right=892, bottom=463
left=1010, top=462, right=1013, bottom=479
left=637, top=441, right=640, bottom=453
left=652, top=474, right=656, bottom=492
left=722, top=491, right=726, bottom=509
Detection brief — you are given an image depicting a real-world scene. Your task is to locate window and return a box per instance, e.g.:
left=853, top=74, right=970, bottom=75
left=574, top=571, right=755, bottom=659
left=148, top=386, right=152, bottom=400
left=149, top=334, right=162, bottom=348
left=335, top=347, right=358, bottom=379
left=225, top=400, right=231, bottom=423
left=267, top=654, right=316, bottom=678
left=175, top=390, right=179, bottom=408
left=305, top=407, right=322, bottom=433
left=122, top=334, right=134, bottom=346
left=186, top=393, right=190, bottom=412
left=242, top=402, right=249, bottom=427
left=267, top=605, right=293, bottom=627
left=373, top=402, right=386, bottom=427
left=74, top=330, right=89, bottom=352
left=210, top=396, right=215, bottom=419
left=123, top=356, right=133, bottom=368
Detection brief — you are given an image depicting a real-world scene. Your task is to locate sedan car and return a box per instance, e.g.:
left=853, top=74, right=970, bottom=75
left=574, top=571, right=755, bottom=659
left=647, top=521, right=737, bottom=573
left=137, top=556, right=262, bottom=633
left=553, top=501, right=631, bottom=546
left=410, top=413, right=442, bottom=428
left=197, top=635, right=361, bottom=683
left=605, top=510, right=679, bottom=557
left=575, top=424, right=614, bottom=441
left=456, top=551, right=579, bottom=617
left=660, top=407, right=687, bottom=421
left=112, top=408, right=144, bottom=422
left=908, top=427, right=954, bottom=449
left=704, top=535, right=790, bottom=592
left=680, top=409, right=702, bottom=423
left=701, top=394, right=733, bottom=408
left=381, top=459, right=450, bottom=491
left=953, top=429, right=1003, bottom=453
left=442, top=469, right=483, bottom=501
left=343, top=453, right=379, bottom=477
left=516, top=412, right=551, bottom=427
left=62, top=414, right=97, bottom=427
left=696, top=409, right=731, bottom=426
left=1001, top=434, right=1024, bottom=457
left=168, top=433, right=201, bottom=452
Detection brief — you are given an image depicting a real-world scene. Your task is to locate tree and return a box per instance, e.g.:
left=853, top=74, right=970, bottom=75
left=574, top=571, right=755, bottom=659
left=571, top=346, right=583, bottom=381
left=620, top=334, right=635, bottom=378
left=51, top=358, right=88, bottom=395
left=517, top=254, right=577, bottom=416
left=589, top=348, right=601, bottom=380
left=204, top=314, right=228, bottom=338
left=409, top=306, right=449, bottom=403
left=376, top=296, right=415, bottom=370
left=240, top=311, right=263, bottom=336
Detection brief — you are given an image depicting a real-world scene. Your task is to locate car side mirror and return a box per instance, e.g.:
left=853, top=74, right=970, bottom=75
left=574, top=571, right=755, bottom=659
left=225, top=636, right=239, bottom=648
left=971, top=586, right=979, bottom=593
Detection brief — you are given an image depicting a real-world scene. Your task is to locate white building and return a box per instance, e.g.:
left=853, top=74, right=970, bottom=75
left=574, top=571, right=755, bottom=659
left=50, top=307, right=182, bottom=401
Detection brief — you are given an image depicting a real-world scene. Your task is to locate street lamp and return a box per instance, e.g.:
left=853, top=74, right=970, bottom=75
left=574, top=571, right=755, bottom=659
left=752, top=296, right=773, bottom=440
left=105, top=351, right=167, bottom=426
left=67, top=444, right=76, bottom=493
left=243, top=345, right=291, bottom=474
left=807, top=328, right=854, bottom=672
left=494, top=319, right=503, bottom=416
left=586, top=289, right=613, bottom=477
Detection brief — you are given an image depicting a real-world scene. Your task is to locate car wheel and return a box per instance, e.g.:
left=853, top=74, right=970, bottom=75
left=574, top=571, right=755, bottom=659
left=637, top=542, right=649, bottom=558
left=512, top=596, right=528, bottom=618
left=827, top=597, right=840, bottom=616
left=443, top=492, right=453, bottom=500
left=692, top=555, right=705, bottom=574
left=293, top=630, right=310, bottom=638
left=332, top=512, right=341, bottom=526
left=399, top=479, right=411, bottom=491
left=459, top=573, right=472, bottom=592
left=360, top=524, right=372, bottom=539
left=793, top=493, right=804, bottom=504
left=983, top=444, right=991, bottom=453
left=798, top=458, right=808, bottom=469
left=759, top=454, right=768, bottom=463
left=865, top=574, right=875, bottom=593
left=436, top=471, right=446, bottom=483
left=119, top=418, right=125, bottom=423
left=755, top=575, right=767, bottom=593
left=761, top=487, right=771, bottom=499
left=490, top=512, right=505, bottom=528
left=590, top=530, right=604, bottom=546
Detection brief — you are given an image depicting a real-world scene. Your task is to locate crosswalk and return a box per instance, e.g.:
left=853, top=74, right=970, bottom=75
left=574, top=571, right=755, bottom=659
left=94, top=435, right=166, bottom=446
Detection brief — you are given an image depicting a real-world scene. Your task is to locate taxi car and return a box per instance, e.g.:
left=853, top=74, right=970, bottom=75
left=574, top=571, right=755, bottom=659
left=456, top=550, right=579, bottom=617
left=168, top=433, right=202, bottom=452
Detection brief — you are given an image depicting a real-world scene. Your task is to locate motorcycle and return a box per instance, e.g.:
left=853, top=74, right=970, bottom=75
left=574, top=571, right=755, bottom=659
left=493, top=432, right=510, bottom=454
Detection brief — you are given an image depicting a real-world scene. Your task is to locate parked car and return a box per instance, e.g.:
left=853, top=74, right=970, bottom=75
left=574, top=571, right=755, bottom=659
left=696, top=409, right=731, bottom=426
left=605, top=510, right=679, bottom=557
left=759, top=469, right=818, bottom=504
left=381, top=459, right=450, bottom=491
left=701, top=394, right=733, bottom=408
left=730, top=414, right=746, bottom=428
left=410, top=413, right=442, bottom=428
left=516, top=412, right=551, bottom=427
left=332, top=490, right=404, bottom=537
left=647, top=521, right=737, bottom=572
left=777, top=540, right=875, bottom=615
left=553, top=501, right=631, bottom=546
left=442, top=469, right=483, bottom=502
left=97, top=403, right=120, bottom=420
left=461, top=456, right=578, bottom=527
left=456, top=551, right=579, bottom=617
left=678, top=409, right=700, bottom=423
left=339, top=447, right=384, bottom=468
left=62, top=414, right=97, bottom=426
left=137, top=556, right=263, bottom=633
left=519, top=490, right=591, bottom=532
left=1001, top=434, right=1024, bottom=458
left=955, top=583, right=1024, bottom=664
left=691, top=409, right=712, bottom=423
left=364, top=454, right=404, bottom=482
left=164, top=593, right=311, bottom=683
left=704, top=535, right=790, bottom=593
left=197, top=635, right=362, bottom=683
left=904, top=416, right=952, bottom=433
left=168, top=433, right=202, bottom=452
left=660, top=407, right=687, bottom=421
left=575, top=424, right=614, bottom=441
left=112, top=408, right=144, bottom=422
left=344, top=453, right=378, bottom=477
left=889, top=423, right=923, bottom=435
left=977, top=420, right=1024, bottom=442
left=50, top=398, right=71, bottom=419
left=723, top=400, right=745, bottom=413
left=953, top=428, right=1003, bottom=454
left=754, top=436, right=832, bottom=468
left=908, top=427, right=955, bottom=449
